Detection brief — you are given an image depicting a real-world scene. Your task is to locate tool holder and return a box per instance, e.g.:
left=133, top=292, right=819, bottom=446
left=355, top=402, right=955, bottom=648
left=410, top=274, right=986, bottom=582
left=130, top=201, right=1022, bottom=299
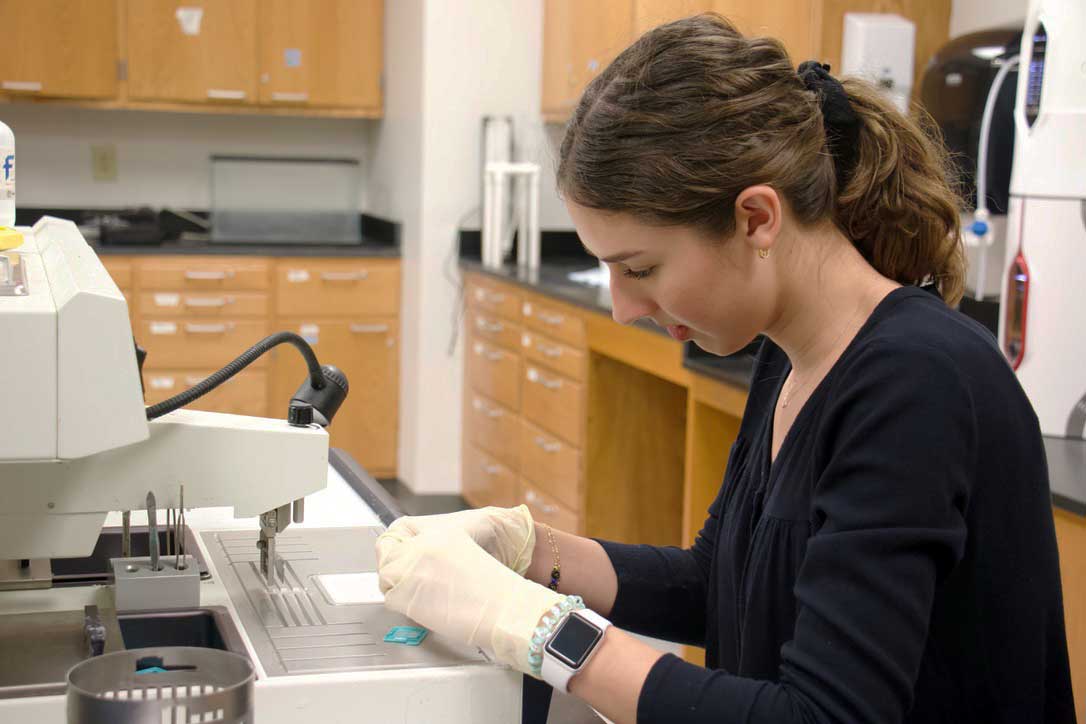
left=482, top=161, right=541, bottom=270
left=66, top=647, right=254, bottom=724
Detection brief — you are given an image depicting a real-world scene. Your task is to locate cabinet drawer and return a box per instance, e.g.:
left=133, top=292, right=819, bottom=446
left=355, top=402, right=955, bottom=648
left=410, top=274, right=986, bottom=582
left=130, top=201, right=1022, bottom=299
left=468, top=337, right=521, bottom=411
left=143, top=368, right=268, bottom=417
left=463, top=445, right=517, bottom=510
left=468, top=308, right=521, bottom=352
left=467, top=278, right=521, bottom=321
left=139, top=319, right=269, bottom=369
left=521, top=298, right=584, bottom=347
left=520, top=418, right=580, bottom=510
left=102, top=258, right=132, bottom=289
left=522, top=365, right=584, bottom=445
left=139, top=291, right=269, bottom=318
left=520, top=479, right=579, bottom=534
left=466, top=394, right=519, bottom=469
left=275, top=260, right=399, bottom=316
left=140, top=258, right=269, bottom=291
left=520, top=329, right=585, bottom=382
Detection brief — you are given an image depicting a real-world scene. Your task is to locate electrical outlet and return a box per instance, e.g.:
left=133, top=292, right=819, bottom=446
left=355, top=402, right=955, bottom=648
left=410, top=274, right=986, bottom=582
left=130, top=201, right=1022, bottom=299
left=91, top=144, right=117, bottom=182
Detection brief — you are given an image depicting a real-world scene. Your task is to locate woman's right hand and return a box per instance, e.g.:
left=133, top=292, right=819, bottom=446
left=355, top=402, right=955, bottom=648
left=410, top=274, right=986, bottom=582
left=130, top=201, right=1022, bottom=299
left=378, top=505, right=537, bottom=575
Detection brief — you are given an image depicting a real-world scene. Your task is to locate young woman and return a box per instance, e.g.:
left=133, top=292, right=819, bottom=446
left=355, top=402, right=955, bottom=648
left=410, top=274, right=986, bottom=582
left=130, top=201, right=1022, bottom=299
left=377, top=14, right=1074, bottom=723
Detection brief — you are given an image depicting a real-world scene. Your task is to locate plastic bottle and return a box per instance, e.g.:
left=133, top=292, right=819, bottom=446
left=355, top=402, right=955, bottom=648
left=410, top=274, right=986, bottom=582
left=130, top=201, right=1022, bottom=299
left=0, top=121, right=14, bottom=227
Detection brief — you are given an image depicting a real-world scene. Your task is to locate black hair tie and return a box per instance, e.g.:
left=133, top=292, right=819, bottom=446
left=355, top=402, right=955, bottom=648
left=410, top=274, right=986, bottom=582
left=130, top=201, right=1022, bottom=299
left=797, top=60, right=862, bottom=190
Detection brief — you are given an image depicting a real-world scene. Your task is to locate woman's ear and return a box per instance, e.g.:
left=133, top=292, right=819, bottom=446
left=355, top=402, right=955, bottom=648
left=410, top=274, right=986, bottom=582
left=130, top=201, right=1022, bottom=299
left=734, top=185, right=782, bottom=254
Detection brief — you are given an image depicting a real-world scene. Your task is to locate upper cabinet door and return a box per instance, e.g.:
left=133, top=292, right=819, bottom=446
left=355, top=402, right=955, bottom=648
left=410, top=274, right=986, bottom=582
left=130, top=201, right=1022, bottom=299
left=711, top=1, right=820, bottom=62
left=0, top=0, right=118, bottom=99
left=258, top=0, right=383, bottom=111
left=126, top=0, right=258, bottom=104
left=542, top=0, right=633, bottom=121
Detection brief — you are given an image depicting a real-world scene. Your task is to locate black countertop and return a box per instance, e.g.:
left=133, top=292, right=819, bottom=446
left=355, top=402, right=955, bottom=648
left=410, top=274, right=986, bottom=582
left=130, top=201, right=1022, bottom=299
left=461, top=258, right=754, bottom=389
left=92, top=239, right=400, bottom=257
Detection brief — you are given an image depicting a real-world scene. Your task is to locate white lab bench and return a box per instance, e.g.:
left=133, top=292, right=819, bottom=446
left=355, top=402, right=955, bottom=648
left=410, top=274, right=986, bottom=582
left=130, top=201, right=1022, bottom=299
left=0, top=457, right=523, bottom=723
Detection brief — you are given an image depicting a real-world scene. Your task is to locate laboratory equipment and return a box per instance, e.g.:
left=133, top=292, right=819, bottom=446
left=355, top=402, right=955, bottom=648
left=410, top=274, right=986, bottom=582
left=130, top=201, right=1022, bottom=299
left=921, top=25, right=1023, bottom=309
left=483, top=161, right=541, bottom=270
left=997, top=0, right=1086, bottom=503
left=840, top=13, right=916, bottom=113
left=0, top=217, right=522, bottom=721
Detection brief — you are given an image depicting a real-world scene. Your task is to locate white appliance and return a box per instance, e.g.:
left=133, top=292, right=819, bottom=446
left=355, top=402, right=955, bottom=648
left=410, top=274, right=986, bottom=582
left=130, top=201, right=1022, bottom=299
left=0, top=218, right=521, bottom=722
left=841, top=13, right=916, bottom=113
left=997, top=0, right=1086, bottom=497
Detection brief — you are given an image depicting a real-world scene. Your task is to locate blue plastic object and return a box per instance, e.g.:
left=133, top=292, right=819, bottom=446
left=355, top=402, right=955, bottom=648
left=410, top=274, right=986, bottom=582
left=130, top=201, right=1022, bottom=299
left=384, top=626, right=429, bottom=646
left=970, top=219, right=990, bottom=237
left=135, top=666, right=169, bottom=675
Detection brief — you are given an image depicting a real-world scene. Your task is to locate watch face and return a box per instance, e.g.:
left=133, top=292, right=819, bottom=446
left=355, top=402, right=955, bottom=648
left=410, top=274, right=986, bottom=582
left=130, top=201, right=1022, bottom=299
left=545, top=613, right=603, bottom=668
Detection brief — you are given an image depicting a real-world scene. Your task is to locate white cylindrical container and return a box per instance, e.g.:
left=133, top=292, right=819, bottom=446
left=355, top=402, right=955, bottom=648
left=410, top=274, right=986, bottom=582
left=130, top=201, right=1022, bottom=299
left=0, top=121, right=14, bottom=227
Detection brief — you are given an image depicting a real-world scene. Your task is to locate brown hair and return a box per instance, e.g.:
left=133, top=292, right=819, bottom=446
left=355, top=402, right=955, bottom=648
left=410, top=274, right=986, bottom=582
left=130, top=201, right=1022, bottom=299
left=557, top=13, right=966, bottom=305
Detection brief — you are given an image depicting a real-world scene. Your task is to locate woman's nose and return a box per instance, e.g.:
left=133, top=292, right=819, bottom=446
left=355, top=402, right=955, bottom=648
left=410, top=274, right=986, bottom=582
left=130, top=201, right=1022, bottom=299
left=609, top=277, right=657, bottom=326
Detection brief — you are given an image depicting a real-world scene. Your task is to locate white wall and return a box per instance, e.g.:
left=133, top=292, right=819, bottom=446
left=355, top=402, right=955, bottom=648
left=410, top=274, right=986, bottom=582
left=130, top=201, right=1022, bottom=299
left=0, top=105, right=371, bottom=210
left=379, top=0, right=554, bottom=494
left=950, top=0, right=1029, bottom=37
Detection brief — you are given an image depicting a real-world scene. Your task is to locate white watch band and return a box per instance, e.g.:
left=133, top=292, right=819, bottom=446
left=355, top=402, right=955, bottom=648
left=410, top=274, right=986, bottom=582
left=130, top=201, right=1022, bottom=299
left=541, top=609, right=612, bottom=693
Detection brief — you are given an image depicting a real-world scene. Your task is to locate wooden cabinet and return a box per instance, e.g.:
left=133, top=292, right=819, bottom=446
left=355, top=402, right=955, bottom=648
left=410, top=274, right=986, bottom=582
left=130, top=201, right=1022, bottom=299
left=258, top=0, right=382, bottom=111
left=1055, top=508, right=1086, bottom=718
left=127, top=0, right=258, bottom=104
left=463, top=445, right=518, bottom=510
left=271, top=317, right=399, bottom=476
left=0, top=0, right=118, bottom=99
left=270, top=258, right=401, bottom=478
left=275, top=259, right=398, bottom=317
left=116, top=254, right=400, bottom=477
left=0, top=0, right=383, bottom=117
left=542, top=0, right=633, bottom=120
left=462, top=274, right=590, bottom=532
left=543, top=0, right=950, bottom=121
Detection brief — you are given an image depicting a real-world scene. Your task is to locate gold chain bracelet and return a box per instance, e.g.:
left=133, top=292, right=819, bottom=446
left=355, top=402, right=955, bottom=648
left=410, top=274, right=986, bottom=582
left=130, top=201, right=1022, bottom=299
left=544, top=524, right=561, bottom=591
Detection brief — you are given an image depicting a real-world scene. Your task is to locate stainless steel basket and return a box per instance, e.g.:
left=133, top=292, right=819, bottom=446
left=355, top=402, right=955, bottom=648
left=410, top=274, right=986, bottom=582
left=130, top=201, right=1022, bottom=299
left=66, top=647, right=254, bottom=724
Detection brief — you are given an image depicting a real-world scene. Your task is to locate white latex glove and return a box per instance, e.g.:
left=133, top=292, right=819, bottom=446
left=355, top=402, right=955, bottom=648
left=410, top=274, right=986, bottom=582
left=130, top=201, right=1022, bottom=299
left=377, top=527, right=565, bottom=675
left=379, top=505, right=536, bottom=575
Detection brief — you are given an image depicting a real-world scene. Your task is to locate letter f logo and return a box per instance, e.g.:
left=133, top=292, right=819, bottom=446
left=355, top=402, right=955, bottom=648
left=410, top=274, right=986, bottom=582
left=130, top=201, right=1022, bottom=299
left=2, top=155, right=12, bottom=181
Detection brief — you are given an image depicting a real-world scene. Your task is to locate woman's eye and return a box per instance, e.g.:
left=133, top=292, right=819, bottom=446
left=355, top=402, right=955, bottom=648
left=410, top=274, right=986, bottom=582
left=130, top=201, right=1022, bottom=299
left=623, top=267, right=655, bottom=280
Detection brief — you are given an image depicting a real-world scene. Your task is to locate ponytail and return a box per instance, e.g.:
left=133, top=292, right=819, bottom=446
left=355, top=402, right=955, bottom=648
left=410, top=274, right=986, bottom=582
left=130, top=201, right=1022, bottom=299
left=836, top=80, right=966, bottom=305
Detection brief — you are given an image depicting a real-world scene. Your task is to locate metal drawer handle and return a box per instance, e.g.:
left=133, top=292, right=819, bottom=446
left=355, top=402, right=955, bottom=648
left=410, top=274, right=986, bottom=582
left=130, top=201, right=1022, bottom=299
left=525, top=489, right=557, bottom=514
left=476, top=317, right=504, bottom=334
left=477, top=345, right=503, bottom=361
left=207, top=88, right=247, bottom=100
left=321, top=270, right=369, bottom=282
left=271, top=91, right=309, bottom=102
left=2, top=80, right=42, bottom=92
left=538, top=312, right=564, bottom=325
left=534, top=436, right=561, bottom=453
left=540, top=376, right=563, bottom=390
left=350, top=323, right=389, bottom=334
left=472, top=397, right=504, bottom=418
left=485, top=291, right=506, bottom=303
left=537, top=343, right=562, bottom=358
left=184, top=296, right=229, bottom=308
left=184, top=270, right=234, bottom=281
left=481, top=464, right=502, bottom=476
left=184, top=322, right=232, bottom=334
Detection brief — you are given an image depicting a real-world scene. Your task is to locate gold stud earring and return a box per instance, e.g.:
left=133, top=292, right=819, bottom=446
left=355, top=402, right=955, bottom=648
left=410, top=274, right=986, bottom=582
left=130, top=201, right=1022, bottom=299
left=758, top=249, right=770, bottom=259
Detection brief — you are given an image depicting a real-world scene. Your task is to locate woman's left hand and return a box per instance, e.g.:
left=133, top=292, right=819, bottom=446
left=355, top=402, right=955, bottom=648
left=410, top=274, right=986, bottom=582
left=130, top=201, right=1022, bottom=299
left=376, top=526, right=566, bottom=675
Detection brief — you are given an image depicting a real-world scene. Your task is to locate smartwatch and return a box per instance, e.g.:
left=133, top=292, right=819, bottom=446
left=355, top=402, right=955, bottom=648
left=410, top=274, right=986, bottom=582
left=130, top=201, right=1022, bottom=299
left=541, top=609, right=612, bottom=693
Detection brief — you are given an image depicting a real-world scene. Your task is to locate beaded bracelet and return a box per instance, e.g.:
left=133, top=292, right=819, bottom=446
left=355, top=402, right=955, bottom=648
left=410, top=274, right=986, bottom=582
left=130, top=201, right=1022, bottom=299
left=527, top=594, right=585, bottom=677
left=544, top=524, right=561, bottom=591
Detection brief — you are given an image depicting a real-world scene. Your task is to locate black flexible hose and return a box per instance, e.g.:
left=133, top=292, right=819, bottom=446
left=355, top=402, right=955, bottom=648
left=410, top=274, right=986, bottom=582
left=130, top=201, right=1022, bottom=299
left=145, top=331, right=324, bottom=421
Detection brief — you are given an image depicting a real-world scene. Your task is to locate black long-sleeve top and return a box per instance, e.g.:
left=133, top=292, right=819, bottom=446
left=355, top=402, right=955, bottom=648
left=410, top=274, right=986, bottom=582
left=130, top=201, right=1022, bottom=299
left=598, top=286, right=1075, bottom=723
